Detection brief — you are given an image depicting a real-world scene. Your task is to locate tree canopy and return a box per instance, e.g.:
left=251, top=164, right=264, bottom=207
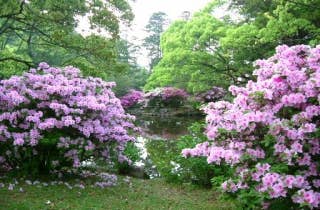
left=144, top=0, right=320, bottom=93
left=0, top=0, right=134, bottom=79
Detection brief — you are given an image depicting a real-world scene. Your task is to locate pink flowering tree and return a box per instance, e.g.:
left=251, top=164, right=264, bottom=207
left=182, top=45, right=320, bottom=209
left=0, top=63, right=136, bottom=175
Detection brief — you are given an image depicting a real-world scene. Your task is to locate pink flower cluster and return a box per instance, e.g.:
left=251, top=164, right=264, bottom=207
left=196, top=86, right=226, bottom=103
left=143, top=87, right=188, bottom=108
left=182, top=45, right=320, bottom=208
left=120, top=90, right=144, bottom=108
left=161, top=87, right=188, bottom=100
left=0, top=63, right=136, bottom=171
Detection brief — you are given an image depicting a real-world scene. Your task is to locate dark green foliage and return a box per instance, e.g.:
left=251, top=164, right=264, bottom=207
left=5, top=131, right=71, bottom=177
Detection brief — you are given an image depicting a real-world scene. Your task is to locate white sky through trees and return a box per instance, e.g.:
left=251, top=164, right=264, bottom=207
left=130, top=0, right=212, bottom=31
left=77, top=0, right=212, bottom=67
left=126, top=0, right=212, bottom=67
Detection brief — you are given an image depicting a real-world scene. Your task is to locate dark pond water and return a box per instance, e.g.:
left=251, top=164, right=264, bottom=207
left=135, top=114, right=204, bottom=139
left=127, top=110, right=204, bottom=178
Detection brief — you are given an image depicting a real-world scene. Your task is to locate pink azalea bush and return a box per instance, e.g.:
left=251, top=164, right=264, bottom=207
left=144, top=87, right=188, bottom=108
left=0, top=63, right=136, bottom=175
left=182, top=45, right=320, bottom=209
left=120, top=90, right=144, bottom=108
left=161, top=87, right=188, bottom=100
left=196, top=86, right=227, bottom=103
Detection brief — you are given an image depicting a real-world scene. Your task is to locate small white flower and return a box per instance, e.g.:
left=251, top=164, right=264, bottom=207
left=25, top=180, right=32, bottom=185
left=8, top=184, right=14, bottom=190
left=33, top=180, right=40, bottom=185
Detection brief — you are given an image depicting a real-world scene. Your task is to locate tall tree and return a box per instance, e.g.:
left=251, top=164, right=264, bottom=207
left=0, top=0, right=134, bottom=79
left=144, top=2, right=234, bottom=93
left=143, top=11, right=169, bottom=71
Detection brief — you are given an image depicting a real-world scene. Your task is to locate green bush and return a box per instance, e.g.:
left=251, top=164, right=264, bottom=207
left=146, top=122, right=231, bottom=187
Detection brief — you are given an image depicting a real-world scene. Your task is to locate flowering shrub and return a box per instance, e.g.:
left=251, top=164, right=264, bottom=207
left=196, top=86, right=226, bottom=103
left=182, top=45, right=320, bottom=209
left=161, top=87, right=188, bottom=100
left=144, top=87, right=188, bottom=108
left=0, top=63, right=136, bottom=175
left=120, top=90, right=144, bottom=108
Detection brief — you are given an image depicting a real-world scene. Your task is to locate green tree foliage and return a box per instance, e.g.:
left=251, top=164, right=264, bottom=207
left=143, top=11, right=169, bottom=70
left=145, top=0, right=320, bottom=93
left=145, top=2, right=235, bottom=93
left=0, top=0, right=134, bottom=79
left=222, top=0, right=320, bottom=76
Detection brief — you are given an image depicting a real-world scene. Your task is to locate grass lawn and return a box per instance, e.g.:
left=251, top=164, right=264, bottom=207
left=0, top=176, right=236, bottom=210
